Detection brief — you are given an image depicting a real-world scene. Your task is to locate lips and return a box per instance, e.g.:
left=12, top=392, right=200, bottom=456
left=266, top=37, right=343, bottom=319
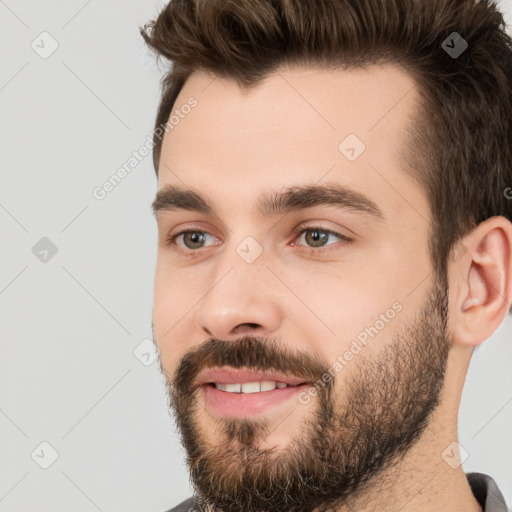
left=195, top=367, right=309, bottom=387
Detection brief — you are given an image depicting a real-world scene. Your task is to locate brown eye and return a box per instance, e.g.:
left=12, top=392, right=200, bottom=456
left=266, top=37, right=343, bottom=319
left=296, top=228, right=345, bottom=248
left=290, top=224, right=353, bottom=253
left=167, top=230, right=218, bottom=251
left=304, top=229, right=331, bottom=247
left=182, top=231, right=207, bottom=249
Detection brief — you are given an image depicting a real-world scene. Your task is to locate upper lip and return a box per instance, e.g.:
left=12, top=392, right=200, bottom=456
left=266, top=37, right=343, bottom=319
left=195, top=367, right=309, bottom=386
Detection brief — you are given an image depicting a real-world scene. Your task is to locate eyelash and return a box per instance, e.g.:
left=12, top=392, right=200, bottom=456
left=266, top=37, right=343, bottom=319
left=165, top=223, right=353, bottom=258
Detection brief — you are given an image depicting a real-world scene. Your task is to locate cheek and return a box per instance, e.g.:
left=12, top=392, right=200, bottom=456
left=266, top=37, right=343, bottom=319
left=152, top=263, right=187, bottom=353
left=153, top=257, right=203, bottom=318
left=284, top=261, right=406, bottom=365
left=152, top=259, right=210, bottom=364
left=153, top=263, right=174, bottom=329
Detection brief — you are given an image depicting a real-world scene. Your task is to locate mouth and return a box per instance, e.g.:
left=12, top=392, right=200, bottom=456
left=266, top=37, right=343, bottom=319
left=208, top=380, right=301, bottom=392
left=196, top=367, right=312, bottom=417
left=195, top=367, right=310, bottom=387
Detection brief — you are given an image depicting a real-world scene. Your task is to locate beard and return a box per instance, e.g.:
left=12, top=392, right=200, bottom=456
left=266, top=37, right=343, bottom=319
left=163, top=274, right=451, bottom=512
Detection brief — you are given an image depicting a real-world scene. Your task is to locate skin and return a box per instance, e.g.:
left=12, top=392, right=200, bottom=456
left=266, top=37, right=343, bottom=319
left=152, top=64, right=512, bottom=511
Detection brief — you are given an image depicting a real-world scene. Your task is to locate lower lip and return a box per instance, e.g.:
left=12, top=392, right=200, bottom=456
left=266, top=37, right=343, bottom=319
left=200, top=383, right=310, bottom=418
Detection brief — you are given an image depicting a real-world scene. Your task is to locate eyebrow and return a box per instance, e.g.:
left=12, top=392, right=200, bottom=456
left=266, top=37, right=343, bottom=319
left=152, top=183, right=384, bottom=221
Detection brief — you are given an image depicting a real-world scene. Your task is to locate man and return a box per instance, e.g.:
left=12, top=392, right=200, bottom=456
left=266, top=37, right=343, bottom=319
left=141, top=0, right=512, bottom=510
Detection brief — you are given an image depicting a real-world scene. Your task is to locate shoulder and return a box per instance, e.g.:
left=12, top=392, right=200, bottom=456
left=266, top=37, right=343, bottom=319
left=162, top=496, right=196, bottom=512
left=466, top=472, right=509, bottom=512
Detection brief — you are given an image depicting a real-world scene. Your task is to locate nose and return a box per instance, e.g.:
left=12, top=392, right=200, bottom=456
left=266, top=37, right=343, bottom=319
left=195, top=249, right=283, bottom=340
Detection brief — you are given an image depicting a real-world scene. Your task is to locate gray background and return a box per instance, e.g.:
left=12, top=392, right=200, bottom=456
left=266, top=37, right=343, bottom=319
left=0, top=1, right=511, bottom=511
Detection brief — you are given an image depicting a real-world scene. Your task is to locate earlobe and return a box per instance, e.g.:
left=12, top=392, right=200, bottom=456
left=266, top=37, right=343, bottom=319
left=450, top=216, right=512, bottom=347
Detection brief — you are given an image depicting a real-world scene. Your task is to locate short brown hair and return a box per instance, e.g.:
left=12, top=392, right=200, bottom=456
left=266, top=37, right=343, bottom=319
left=141, top=0, right=512, bottom=312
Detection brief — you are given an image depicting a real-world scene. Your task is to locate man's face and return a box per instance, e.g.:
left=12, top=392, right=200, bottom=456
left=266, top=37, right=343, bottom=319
left=152, top=65, right=451, bottom=511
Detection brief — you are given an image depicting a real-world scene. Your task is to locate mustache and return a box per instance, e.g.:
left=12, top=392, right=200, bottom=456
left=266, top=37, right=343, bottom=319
left=172, top=336, right=331, bottom=394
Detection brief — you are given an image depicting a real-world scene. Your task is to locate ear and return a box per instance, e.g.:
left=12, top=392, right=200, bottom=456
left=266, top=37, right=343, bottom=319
left=449, top=216, right=512, bottom=347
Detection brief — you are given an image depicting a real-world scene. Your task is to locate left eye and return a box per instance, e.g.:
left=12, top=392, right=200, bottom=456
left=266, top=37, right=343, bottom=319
left=294, top=228, right=347, bottom=248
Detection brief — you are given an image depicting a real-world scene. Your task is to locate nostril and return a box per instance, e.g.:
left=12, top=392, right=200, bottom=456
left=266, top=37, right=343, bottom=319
left=232, top=322, right=261, bottom=334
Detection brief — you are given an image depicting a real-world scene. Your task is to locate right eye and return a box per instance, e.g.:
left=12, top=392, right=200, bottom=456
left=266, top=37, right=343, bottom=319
left=166, top=229, right=220, bottom=253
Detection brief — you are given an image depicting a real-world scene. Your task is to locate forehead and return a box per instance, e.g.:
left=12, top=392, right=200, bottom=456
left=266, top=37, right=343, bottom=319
left=157, top=64, right=429, bottom=224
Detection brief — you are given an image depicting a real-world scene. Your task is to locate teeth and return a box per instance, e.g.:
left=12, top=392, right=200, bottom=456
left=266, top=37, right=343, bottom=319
left=260, top=381, right=277, bottom=391
left=241, top=382, right=260, bottom=393
left=214, top=381, right=289, bottom=393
